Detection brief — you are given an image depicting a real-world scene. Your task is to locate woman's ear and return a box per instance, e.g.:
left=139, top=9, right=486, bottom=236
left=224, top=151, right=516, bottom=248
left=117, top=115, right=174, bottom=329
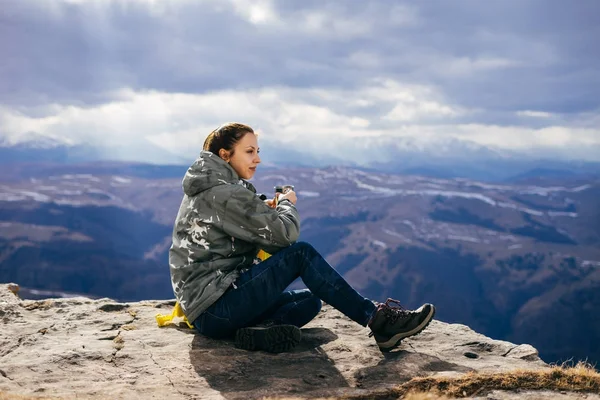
left=219, top=148, right=230, bottom=162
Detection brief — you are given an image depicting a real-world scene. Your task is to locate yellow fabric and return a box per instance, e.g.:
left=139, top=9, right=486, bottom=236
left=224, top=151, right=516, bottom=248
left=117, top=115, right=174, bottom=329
left=257, top=249, right=271, bottom=261
left=155, top=302, right=194, bottom=329
left=156, top=248, right=271, bottom=329
left=157, top=199, right=275, bottom=329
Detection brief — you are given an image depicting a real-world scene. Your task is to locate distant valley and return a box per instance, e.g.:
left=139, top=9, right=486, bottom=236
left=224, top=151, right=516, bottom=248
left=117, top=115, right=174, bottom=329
left=0, top=162, right=599, bottom=367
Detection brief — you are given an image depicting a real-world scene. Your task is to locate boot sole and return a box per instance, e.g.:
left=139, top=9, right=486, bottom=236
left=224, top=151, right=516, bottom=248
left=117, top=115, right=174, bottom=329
left=378, top=305, right=436, bottom=351
left=235, top=324, right=301, bottom=353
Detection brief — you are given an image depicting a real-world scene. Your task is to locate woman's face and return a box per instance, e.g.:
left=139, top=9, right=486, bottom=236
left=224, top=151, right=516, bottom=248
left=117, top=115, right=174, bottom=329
left=221, top=132, right=261, bottom=179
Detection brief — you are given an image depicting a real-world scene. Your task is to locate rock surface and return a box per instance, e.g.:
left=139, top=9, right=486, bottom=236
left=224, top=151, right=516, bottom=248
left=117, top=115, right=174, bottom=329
left=0, top=283, right=594, bottom=399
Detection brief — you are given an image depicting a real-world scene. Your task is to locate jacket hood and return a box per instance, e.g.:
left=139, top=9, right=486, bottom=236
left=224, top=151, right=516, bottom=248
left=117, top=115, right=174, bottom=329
left=182, top=151, right=240, bottom=196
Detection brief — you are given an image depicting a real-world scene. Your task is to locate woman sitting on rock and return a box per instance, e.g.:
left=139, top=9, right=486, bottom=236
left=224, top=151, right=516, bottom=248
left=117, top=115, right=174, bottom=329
left=169, top=122, right=436, bottom=353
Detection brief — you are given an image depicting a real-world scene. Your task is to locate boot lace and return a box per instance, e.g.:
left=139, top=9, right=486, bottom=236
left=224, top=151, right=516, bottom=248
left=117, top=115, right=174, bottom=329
left=368, top=298, right=409, bottom=337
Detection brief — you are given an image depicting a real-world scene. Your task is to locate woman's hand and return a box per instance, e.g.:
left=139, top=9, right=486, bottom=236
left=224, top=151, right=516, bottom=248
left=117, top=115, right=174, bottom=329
left=279, top=190, right=297, bottom=205
left=264, top=198, right=277, bottom=208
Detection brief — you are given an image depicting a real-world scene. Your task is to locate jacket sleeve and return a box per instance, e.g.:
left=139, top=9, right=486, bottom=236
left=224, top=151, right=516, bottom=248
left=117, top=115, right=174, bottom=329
left=216, top=185, right=300, bottom=250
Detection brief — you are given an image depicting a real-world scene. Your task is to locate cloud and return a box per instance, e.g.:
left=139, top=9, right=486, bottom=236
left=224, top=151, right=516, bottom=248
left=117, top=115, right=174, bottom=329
left=1, top=0, right=599, bottom=163
left=517, top=110, right=554, bottom=118
left=2, top=82, right=599, bottom=163
left=0, top=79, right=450, bottom=146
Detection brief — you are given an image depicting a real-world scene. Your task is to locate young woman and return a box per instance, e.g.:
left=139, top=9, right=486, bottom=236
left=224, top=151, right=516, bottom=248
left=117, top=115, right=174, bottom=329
left=169, top=122, right=435, bottom=353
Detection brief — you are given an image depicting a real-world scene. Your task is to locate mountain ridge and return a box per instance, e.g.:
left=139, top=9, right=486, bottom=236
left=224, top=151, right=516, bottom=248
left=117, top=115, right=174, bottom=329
left=2, top=136, right=600, bottom=181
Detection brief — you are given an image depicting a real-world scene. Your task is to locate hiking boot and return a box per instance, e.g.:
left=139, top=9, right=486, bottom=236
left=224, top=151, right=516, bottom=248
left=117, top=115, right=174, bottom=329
left=234, top=322, right=301, bottom=353
left=368, top=298, right=435, bottom=351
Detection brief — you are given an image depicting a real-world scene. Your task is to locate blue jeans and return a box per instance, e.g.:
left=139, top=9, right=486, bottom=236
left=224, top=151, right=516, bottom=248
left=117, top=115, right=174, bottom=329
left=193, top=241, right=377, bottom=339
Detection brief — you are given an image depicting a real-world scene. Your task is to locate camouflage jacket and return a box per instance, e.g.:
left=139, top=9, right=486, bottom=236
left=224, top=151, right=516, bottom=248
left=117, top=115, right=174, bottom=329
left=169, top=151, right=300, bottom=323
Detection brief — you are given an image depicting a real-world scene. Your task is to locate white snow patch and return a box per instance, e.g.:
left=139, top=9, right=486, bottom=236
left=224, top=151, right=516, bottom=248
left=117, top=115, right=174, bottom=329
left=86, top=188, right=118, bottom=200
left=461, top=181, right=513, bottom=191
left=519, top=186, right=565, bottom=196
left=518, top=184, right=592, bottom=196
left=548, top=211, right=578, bottom=218
left=521, top=208, right=544, bottom=216
left=57, top=190, right=83, bottom=196
left=52, top=200, right=91, bottom=206
left=299, top=191, right=320, bottom=197
left=498, top=202, right=545, bottom=216
left=571, top=184, right=592, bottom=192
left=351, top=178, right=500, bottom=206
left=48, top=174, right=101, bottom=182
left=351, top=178, right=396, bottom=195
left=508, top=244, right=523, bottom=250
left=372, top=240, right=387, bottom=249
left=448, top=235, right=480, bottom=243
left=383, top=228, right=412, bottom=243
left=353, top=170, right=385, bottom=182
left=428, top=190, right=496, bottom=206
left=423, top=183, right=446, bottom=189
left=112, top=176, right=132, bottom=184
left=257, top=175, right=289, bottom=182
left=0, top=193, right=25, bottom=201
left=582, top=260, right=600, bottom=268
left=483, top=230, right=498, bottom=236
left=19, top=191, right=51, bottom=202
left=401, top=220, right=417, bottom=231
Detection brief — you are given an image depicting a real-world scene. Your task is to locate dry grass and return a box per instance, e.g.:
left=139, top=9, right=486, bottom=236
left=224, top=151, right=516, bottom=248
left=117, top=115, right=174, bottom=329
left=341, top=361, right=599, bottom=399
left=402, top=394, right=449, bottom=400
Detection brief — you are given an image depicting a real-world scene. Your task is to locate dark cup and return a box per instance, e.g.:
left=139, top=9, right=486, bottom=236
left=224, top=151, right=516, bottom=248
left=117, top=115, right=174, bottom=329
left=274, top=185, right=295, bottom=194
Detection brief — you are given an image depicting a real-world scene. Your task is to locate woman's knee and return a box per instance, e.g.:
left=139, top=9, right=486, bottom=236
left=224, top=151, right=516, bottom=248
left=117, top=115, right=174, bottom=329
left=305, top=293, right=323, bottom=317
left=289, top=289, right=322, bottom=316
left=285, top=294, right=322, bottom=328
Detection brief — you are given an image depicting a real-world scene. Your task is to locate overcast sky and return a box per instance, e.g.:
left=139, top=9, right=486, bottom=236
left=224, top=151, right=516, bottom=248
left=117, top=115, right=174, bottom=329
left=1, top=0, right=599, bottom=163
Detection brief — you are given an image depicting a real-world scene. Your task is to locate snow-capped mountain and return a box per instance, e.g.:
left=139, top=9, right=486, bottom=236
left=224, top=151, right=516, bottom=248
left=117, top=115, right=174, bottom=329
left=340, top=136, right=511, bottom=164
left=0, top=132, right=74, bottom=149
left=0, top=135, right=188, bottom=165
left=2, top=133, right=599, bottom=181
left=0, top=135, right=98, bottom=164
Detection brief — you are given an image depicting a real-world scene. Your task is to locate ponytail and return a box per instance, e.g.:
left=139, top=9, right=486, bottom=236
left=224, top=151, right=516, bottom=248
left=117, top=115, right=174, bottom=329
left=203, top=123, right=254, bottom=157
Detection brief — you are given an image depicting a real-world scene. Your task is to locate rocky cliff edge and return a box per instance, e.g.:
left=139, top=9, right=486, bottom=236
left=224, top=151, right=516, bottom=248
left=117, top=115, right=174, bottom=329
left=1, top=283, right=597, bottom=400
